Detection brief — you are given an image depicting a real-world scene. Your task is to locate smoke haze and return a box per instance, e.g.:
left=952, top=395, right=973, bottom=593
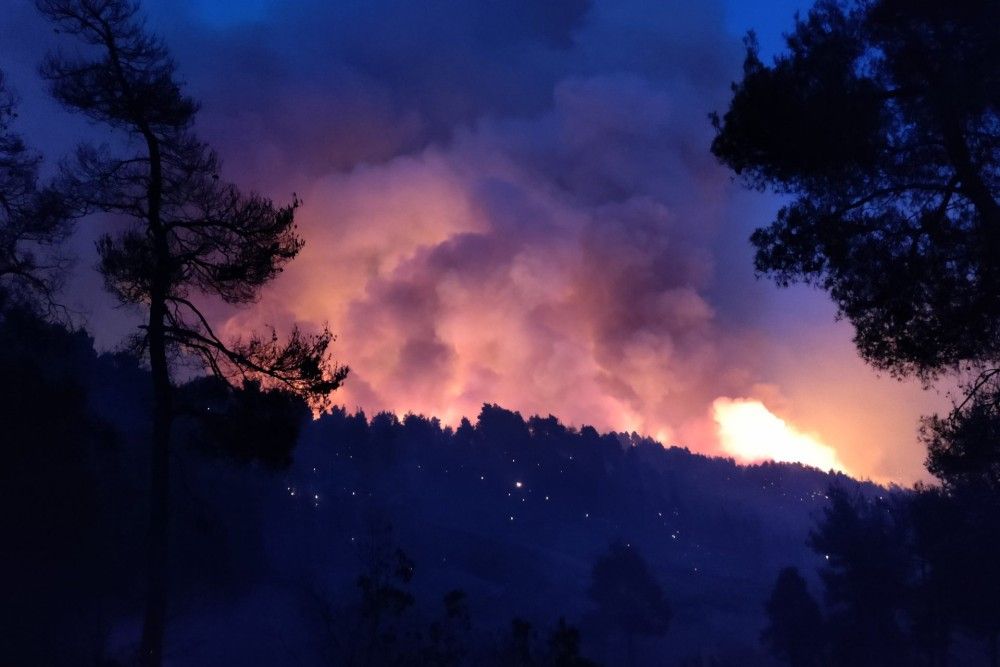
left=0, top=0, right=944, bottom=482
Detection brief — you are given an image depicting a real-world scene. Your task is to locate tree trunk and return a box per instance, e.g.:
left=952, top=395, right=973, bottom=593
left=138, top=127, right=171, bottom=667
left=990, top=633, right=998, bottom=667
left=138, top=296, right=172, bottom=667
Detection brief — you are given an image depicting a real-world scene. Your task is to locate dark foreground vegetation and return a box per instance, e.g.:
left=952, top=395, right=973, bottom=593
left=0, top=304, right=875, bottom=666
left=8, top=305, right=1000, bottom=666
left=711, top=0, right=1000, bottom=664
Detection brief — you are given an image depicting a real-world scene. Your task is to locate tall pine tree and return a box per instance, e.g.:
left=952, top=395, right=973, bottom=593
left=37, top=1, right=348, bottom=664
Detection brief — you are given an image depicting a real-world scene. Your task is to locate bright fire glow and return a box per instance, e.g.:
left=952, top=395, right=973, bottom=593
left=712, top=397, right=847, bottom=473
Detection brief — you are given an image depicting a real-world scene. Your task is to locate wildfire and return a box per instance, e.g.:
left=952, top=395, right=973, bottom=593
left=712, top=397, right=847, bottom=473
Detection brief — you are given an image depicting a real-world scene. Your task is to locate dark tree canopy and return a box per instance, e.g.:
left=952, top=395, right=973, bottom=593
left=939, top=486, right=1000, bottom=662
left=546, top=618, right=599, bottom=667
left=0, top=308, right=117, bottom=664
left=177, top=377, right=311, bottom=470
left=0, top=70, right=70, bottom=310
left=713, top=12, right=1000, bottom=661
left=588, top=541, right=670, bottom=665
left=37, top=2, right=347, bottom=663
left=38, top=0, right=347, bottom=399
left=761, top=567, right=825, bottom=667
left=808, top=488, right=912, bottom=666
left=711, top=0, right=1000, bottom=380
left=922, top=372, right=1000, bottom=491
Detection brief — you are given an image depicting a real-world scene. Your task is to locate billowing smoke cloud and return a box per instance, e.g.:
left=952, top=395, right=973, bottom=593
left=242, top=74, right=749, bottom=442
left=204, top=4, right=753, bottom=451
left=0, top=0, right=944, bottom=482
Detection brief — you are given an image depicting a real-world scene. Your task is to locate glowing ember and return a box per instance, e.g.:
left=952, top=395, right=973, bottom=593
left=712, top=397, right=847, bottom=473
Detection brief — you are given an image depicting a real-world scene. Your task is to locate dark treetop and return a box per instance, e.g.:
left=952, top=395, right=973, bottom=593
left=0, top=70, right=70, bottom=310
left=711, top=0, right=1000, bottom=380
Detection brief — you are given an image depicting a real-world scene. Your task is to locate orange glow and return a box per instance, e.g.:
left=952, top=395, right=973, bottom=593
left=211, top=86, right=940, bottom=484
left=712, top=397, right=848, bottom=473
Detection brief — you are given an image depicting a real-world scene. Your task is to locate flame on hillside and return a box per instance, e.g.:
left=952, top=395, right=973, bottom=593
left=712, top=397, right=847, bottom=473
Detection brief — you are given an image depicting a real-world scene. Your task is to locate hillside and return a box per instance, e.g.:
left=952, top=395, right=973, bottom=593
left=1, top=312, right=882, bottom=665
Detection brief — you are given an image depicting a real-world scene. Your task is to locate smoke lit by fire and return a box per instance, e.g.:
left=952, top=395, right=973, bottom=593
left=0, top=0, right=941, bottom=483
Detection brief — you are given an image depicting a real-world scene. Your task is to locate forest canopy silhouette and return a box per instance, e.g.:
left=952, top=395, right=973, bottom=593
left=713, top=0, right=1000, bottom=664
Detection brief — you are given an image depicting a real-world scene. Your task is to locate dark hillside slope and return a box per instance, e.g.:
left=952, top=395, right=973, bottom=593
left=260, top=407, right=881, bottom=664
left=0, top=311, right=883, bottom=665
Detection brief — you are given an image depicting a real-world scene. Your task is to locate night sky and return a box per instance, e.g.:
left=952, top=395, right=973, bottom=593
left=0, top=0, right=946, bottom=483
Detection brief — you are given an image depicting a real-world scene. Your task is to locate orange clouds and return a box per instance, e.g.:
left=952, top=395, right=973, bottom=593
left=189, top=13, right=944, bottom=485
left=0, top=0, right=945, bottom=482
left=208, top=67, right=947, bottom=484
left=222, top=74, right=749, bottom=452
